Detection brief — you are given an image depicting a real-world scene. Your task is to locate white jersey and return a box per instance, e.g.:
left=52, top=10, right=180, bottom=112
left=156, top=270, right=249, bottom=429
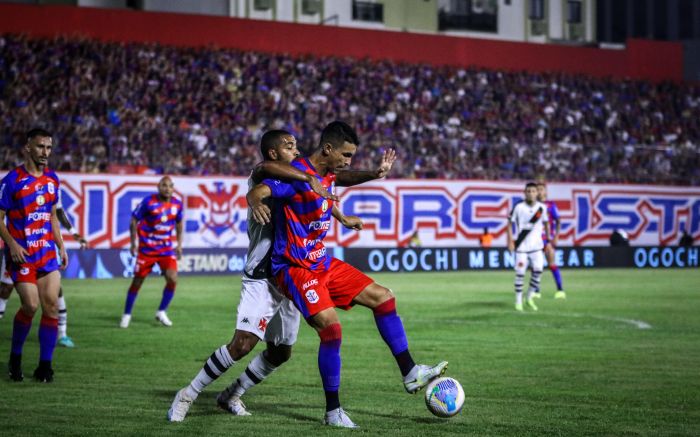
left=244, top=175, right=274, bottom=279
left=509, top=200, right=548, bottom=252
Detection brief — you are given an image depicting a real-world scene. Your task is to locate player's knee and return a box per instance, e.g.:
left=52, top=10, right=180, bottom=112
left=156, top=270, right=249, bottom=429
left=21, top=301, right=39, bottom=316
left=228, top=331, right=259, bottom=360
left=318, top=323, right=342, bottom=344
left=264, top=344, right=292, bottom=366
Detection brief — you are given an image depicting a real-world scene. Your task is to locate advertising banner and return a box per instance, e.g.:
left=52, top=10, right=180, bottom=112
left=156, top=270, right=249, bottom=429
left=54, top=174, right=700, bottom=249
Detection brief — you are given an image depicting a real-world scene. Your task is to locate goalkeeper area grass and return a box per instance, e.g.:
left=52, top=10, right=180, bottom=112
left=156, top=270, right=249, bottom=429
left=1, top=269, right=699, bottom=436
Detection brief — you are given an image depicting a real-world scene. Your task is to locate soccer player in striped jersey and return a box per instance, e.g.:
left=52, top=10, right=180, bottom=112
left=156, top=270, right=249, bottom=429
left=536, top=182, right=565, bottom=299
left=119, top=177, right=183, bottom=328
left=507, top=182, right=551, bottom=312
left=0, top=188, right=87, bottom=348
left=246, top=121, right=448, bottom=428
left=168, top=129, right=391, bottom=422
left=0, top=128, right=67, bottom=382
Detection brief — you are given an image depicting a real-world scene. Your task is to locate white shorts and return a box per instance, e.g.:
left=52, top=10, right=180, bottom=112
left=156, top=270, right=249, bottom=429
left=1, top=256, right=13, bottom=285
left=236, top=276, right=300, bottom=346
left=514, top=250, right=544, bottom=275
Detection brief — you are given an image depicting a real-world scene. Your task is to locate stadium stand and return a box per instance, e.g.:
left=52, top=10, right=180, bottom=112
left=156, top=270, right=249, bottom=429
left=1, top=34, right=698, bottom=184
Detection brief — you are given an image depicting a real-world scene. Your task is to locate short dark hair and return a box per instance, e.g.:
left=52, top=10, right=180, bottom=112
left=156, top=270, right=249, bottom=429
left=536, top=182, right=546, bottom=187
left=319, top=121, right=358, bottom=149
left=26, top=128, right=52, bottom=142
left=260, top=129, right=291, bottom=160
left=525, top=182, right=538, bottom=190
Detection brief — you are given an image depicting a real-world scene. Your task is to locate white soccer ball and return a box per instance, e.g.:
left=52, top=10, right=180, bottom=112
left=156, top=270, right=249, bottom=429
left=424, top=377, right=464, bottom=418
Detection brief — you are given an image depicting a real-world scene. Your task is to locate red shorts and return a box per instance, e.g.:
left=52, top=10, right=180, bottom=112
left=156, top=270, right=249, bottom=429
left=9, top=263, right=59, bottom=285
left=133, top=254, right=177, bottom=278
left=275, top=258, right=374, bottom=319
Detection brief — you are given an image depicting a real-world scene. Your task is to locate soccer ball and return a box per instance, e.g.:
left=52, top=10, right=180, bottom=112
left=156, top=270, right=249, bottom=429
left=424, top=377, right=464, bottom=418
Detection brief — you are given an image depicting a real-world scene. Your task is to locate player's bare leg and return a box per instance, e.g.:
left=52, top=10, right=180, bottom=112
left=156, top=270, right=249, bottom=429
left=120, top=276, right=145, bottom=328
left=353, top=283, right=448, bottom=394
left=155, top=269, right=177, bottom=327
left=0, top=282, right=13, bottom=319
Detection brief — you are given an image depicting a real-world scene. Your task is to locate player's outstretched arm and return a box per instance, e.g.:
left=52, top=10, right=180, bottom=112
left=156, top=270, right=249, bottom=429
left=332, top=205, right=363, bottom=231
left=51, top=204, right=68, bottom=268
left=57, top=206, right=88, bottom=249
left=247, top=184, right=273, bottom=225
left=252, top=161, right=338, bottom=201
left=0, top=210, right=29, bottom=264
left=335, top=148, right=396, bottom=187
left=129, top=217, right=138, bottom=257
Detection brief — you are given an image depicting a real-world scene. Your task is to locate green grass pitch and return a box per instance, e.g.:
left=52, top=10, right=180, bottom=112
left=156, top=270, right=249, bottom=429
left=1, top=269, right=699, bottom=436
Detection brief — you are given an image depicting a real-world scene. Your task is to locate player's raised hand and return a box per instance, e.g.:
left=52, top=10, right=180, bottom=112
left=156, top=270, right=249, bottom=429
left=375, top=148, right=396, bottom=179
left=308, top=177, right=339, bottom=201
left=251, top=202, right=272, bottom=225
left=74, top=233, right=88, bottom=249
left=341, top=215, right=364, bottom=231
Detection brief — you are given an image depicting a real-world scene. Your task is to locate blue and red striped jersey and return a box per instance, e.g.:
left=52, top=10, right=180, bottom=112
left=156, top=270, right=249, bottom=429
left=0, top=165, right=60, bottom=269
left=262, top=158, right=335, bottom=274
left=132, top=194, right=183, bottom=257
left=544, top=200, right=560, bottom=240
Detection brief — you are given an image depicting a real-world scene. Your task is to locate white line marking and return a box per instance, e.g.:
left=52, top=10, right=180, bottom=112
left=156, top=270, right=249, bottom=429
left=566, top=313, right=652, bottom=330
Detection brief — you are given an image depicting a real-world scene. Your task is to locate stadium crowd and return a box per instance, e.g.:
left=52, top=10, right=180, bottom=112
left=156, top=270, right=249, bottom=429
left=1, top=34, right=698, bottom=185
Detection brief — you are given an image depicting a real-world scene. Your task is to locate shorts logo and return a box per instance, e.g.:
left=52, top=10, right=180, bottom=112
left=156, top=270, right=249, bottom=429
left=305, top=289, right=319, bottom=304
left=241, top=317, right=250, bottom=324
left=321, top=200, right=328, bottom=213
left=48, top=183, right=55, bottom=194
left=36, top=195, right=45, bottom=206
left=258, top=318, right=268, bottom=332
left=20, top=267, right=30, bottom=275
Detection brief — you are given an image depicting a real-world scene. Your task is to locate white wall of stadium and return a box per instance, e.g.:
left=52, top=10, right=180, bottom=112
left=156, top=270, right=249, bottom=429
left=56, top=174, right=699, bottom=249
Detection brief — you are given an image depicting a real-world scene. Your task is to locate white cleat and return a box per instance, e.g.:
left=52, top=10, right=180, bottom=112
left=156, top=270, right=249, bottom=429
left=167, top=389, right=194, bottom=422
left=216, top=392, right=252, bottom=416
left=324, top=407, right=359, bottom=429
left=119, top=314, right=131, bottom=328
left=155, top=311, right=173, bottom=327
left=404, top=361, right=448, bottom=394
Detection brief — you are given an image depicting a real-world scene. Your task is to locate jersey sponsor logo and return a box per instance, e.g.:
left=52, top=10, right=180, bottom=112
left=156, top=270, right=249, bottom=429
left=305, top=289, right=319, bottom=304
left=303, top=238, right=322, bottom=247
left=321, top=200, right=328, bottom=212
left=302, top=279, right=318, bottom=290
left=25, top=228, right=48, bottom=236
left=258, top=317, right=268, bottom=332
left=36, top=195, right=46, bottom=206
left=28, top=240, right=50, bottom=248
left=307, top=247, right=326, bottom=261
left=28, top=212, right=51, bottom=221
left=309, top=220, right=331, bottom=231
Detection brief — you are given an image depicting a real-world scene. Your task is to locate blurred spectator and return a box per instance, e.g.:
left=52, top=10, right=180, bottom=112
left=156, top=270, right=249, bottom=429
left=0, top=34, right=698, bottom=184
left=610, top=229, right=630, bottom=247
left=679, top=229, right=694, bottom=247
left=479, top=228, right=493, bottom=247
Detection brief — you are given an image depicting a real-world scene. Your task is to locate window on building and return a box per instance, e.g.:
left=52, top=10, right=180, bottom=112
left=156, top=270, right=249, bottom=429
left=529, top=0, right=545, bottom=20
left=567, top=1, right=582, bottom=23
left=352, top=0, right=384, bottom=22
left=438, top=0, right=498, bottom=33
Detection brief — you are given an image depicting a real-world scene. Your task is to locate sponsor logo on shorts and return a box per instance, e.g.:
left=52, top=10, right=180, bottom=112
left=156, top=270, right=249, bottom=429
left=302, top=279, right=318, bottom=290
left=258, top=318, right=268, bottom=332
left=20, top=267, right=30, bottom=275
left=241, top=317, right=250, bottom=324
left=309, top=220, right=330, bottom=231
left=305, top=289, right=319, bottom=304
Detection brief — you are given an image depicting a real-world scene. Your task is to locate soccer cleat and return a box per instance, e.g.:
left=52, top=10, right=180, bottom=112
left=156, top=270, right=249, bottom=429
left=216, top=392, right=252, bottom=416
left=155, top=311, right=173, bottom=327
left=532, top=292, right=542, bottom=299
left=58, top=336, right=75, bottom=348
left=403, top=361, right=448, bottom=394
left=515, top=302, right=524, bottom=312
left=167, top=389, right=194, bottom=422
left=323, top=407, right=359, bottom=429
left=526, top=297, right=539, bottom=311
left=119, top=314, right=131, bottom=328
left=33, top=365, right=54, bottom=383
left=554, top=291, right=567, bottom=299
left=8, top=354, right=23, bottom=382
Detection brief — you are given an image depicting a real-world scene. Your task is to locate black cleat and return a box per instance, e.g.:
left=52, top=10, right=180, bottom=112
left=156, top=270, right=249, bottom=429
left=33, top=363, right=54, bottom=383
left=8, top=354, right=23, bottom=382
